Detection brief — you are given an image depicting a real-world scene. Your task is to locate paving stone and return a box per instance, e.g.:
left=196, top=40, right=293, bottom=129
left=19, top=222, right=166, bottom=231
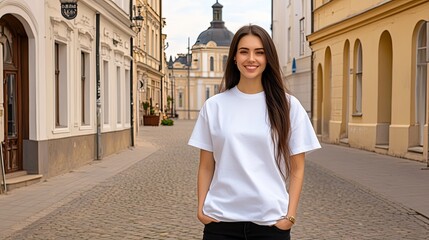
left=3, top=120, right=429, bottom=239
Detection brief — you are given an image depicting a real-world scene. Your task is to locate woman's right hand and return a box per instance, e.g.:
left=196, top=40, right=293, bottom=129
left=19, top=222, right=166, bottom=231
left=197, top=212, right=219, bottom=225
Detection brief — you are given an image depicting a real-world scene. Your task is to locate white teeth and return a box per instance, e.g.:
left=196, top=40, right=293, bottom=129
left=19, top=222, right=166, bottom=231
left=246, top=66, right=257, bottom=70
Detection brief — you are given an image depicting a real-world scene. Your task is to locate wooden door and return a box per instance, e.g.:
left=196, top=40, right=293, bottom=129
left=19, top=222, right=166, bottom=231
left=1, top=16, right=23, bottom=174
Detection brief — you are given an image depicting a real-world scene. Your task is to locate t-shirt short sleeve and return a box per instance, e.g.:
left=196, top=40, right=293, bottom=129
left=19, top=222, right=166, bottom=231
left=289, top=96, right=321, bottom=155
left=188, top=104, right=214, bottom=152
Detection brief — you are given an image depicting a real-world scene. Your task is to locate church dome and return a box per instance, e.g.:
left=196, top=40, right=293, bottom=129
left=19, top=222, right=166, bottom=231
left=194, top=1, right=234, bottom=47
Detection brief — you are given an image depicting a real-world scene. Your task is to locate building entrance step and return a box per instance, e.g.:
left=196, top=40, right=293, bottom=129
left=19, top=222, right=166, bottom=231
left=1, top=171, right=43, bottom=193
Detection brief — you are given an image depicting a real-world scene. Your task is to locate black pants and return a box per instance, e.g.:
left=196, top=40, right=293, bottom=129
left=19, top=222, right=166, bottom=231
left=203, top=222, right=291, bottom=240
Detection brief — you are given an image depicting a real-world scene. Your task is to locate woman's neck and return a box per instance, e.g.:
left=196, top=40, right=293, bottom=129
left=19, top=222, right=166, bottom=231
left=237, top=79, right=263, bottom=94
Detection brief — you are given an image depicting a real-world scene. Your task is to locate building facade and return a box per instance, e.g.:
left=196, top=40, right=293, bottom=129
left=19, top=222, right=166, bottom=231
left=132, top=0, right=167, bottom=130
left=272, top=0, right=313, bottom=116
left=0, top=0, right=135, bottom=185
left=168, top=1, right=233, bottom=120
left=308, top=0, right=429, bottom=162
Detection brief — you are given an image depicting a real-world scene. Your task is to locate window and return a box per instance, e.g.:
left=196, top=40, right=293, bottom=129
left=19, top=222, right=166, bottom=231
left=151, top=30, right=155, bottom=57
left=103, top=61, right=109, bottom=124
left=288, top=27, right=292, bottom=61
left=55, top=42, right=68, bottom=128
left=214, top=84, right=219, bottom=94
left=299, top=18, right=305, bottom=56
left=117, top=66, right=122, bottom=124
left=210, top=56, right=214, bottom=71
left=5, top=73, right=17, bottom=137
left=214, top=9, right=221, bottom=21
left=354, top=42, right=363, bottom=114
left=222, top=55, right=227, bottom=71
left=81, top=51, right=90, bottom=125
left=416, top=22, right=428, bottom=144
left=206, top=87, right=210, bottom=100
left=156, top=33, right=159, bottom=59
left=178, top=91, right=183, bottom=108
left=125, top=69, right=130, bottom=124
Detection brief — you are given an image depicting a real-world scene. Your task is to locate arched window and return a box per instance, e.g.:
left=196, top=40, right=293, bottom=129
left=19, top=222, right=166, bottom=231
left=222, top=55, right=227, bottom=71
left=416, top=22, right=427, bottom=145
left=210, top=56, right=214, bottom=71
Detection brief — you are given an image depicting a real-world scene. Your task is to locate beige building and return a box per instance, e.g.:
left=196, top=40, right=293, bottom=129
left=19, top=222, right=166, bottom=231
left=272, top=0, right=313, bottom=116
left=167, top=1, right=233, bottom=120
left=308, top=0, right=429, bottom=162
left=0, top=0, right=135, bottom=189
left=133, top=0, right=167, bottom=129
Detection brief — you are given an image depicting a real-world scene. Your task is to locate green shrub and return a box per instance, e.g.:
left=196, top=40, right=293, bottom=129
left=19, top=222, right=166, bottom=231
left=161, top=118, right=174, bottom=126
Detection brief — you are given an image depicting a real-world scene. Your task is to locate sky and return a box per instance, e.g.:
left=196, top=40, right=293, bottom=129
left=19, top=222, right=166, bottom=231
left=162, top=0, right=272, bottom=60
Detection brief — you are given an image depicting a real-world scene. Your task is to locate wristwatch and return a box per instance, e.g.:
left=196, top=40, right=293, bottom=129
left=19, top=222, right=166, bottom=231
left=286, top=216, right=296, bottom=224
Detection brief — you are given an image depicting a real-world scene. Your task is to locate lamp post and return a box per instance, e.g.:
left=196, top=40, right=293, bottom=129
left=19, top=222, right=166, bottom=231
left=187, top=37, right=191, bottom=120
left=171, top=76, right=175, bottom=117
left=59, top=0, right=78, bottom=20
left=131, top=4, right=144, bottom=33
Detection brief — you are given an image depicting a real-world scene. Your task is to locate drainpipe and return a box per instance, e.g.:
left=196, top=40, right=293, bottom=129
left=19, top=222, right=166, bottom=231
left=130, top=0, right=135, bottom=147
left=96, top=12, right=102, bottom=159
left=187, top=37, right=190, bottom=120
left=159, top=0, right=164, bottom=114
left=271, top=0, right=273, bottom=33
left=310, top=0, right=314, bottom=121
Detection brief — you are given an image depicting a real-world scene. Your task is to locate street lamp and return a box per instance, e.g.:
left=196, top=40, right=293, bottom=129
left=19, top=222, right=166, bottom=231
left=59, top=0, right=78, bottom=20
left=131, top=4, right=144, bottom=33
left=170, top=76, right=175, bottom=117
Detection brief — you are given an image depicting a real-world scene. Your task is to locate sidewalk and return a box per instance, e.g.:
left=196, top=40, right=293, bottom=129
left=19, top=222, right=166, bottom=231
left=0, top=137, right=160, bottom=239
left=306, top=143, right=429, bottom=218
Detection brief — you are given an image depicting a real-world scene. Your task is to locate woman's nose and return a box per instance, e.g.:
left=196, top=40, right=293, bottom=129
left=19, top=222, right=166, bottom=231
left=248, top=52, right=256, bottom=61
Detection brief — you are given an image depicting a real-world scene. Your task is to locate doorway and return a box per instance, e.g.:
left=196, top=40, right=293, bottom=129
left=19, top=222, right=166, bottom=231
left=1, top=14, right=29, bottom=174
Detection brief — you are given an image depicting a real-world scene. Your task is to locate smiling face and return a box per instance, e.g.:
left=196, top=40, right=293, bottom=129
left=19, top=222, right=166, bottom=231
left=234, top=34, right=267, bottom=84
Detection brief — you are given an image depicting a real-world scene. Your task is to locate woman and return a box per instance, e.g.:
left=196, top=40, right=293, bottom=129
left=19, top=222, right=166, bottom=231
left=188, top=24, right=321, bottom=240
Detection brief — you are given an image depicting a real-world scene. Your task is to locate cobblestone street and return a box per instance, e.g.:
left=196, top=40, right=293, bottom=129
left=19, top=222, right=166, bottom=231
left=4, top=120, right=429, bottom=239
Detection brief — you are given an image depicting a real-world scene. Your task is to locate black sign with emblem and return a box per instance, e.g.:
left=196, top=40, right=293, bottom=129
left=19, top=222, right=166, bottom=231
left=61, top=3, right=78, bottom=20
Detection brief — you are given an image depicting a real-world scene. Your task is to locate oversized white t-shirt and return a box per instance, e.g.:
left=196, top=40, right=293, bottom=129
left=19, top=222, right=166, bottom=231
left=188, top=86, right=321, bottom=226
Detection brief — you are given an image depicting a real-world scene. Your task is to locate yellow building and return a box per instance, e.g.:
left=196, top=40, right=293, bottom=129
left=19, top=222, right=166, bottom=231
left=168, top=1, right=233, bottom=120
left=308, top=0, right=429, bottom=162
left=133, top=0, right=167, bottom=129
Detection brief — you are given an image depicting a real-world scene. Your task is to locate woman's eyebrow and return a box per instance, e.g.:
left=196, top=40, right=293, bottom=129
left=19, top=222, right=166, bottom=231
left=237, top=47, right=264, bottom=50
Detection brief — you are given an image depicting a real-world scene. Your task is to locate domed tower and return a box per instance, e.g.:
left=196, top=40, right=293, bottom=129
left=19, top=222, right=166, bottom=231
left=169, top=1, right=233, bottom=120
left=194, top=0, right=234, bottom=46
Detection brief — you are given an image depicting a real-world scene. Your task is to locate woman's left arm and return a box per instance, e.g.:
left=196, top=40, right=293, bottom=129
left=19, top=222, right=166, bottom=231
left=287, top=152, right=305, bottom=219
left=275, top=152, right=305, bottom=230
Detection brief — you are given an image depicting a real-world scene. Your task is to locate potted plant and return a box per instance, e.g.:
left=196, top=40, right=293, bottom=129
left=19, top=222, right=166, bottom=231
left=142, top=101, right=150, bottom=116
left=143, top=98, right=160, bottom=126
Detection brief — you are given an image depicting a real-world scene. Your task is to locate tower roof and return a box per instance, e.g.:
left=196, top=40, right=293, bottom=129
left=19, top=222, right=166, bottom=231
left=194, top=1, right=233, bottom=47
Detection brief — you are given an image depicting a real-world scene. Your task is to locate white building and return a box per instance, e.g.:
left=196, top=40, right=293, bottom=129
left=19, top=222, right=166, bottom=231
left=0, top=0, right=135, bottom=188
left=168, top=1, right=233, bottom=120
left=272, top=0, right=313, bottom=116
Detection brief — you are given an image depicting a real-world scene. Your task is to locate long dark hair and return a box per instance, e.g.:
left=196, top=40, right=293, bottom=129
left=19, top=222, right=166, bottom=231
left=220, top=24, right=292, bottom=180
